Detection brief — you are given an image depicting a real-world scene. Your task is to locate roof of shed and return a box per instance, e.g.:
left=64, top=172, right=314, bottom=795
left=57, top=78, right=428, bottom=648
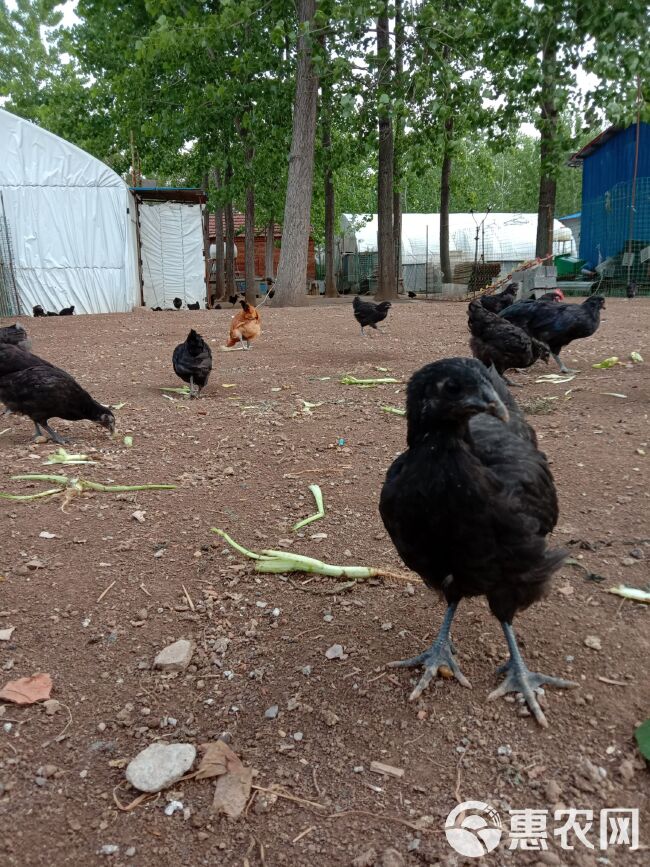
left=568, top=126, right=623, bottom=165
left=208, top=213, right=283, bottom=239
left=131, top=187, right=207, bottom=204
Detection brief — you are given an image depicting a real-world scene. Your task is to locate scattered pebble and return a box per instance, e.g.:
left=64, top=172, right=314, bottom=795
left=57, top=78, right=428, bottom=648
left=584, top=635, right=602, bottom=651
left=99, top=845, right=119, bottom=856
left=126, top=742, right=196, bottom=793
left=153, top=639, right=195, bottom=672
left=264, top=705, right=279, bottom=719
left=325, top=643, right=347, bottom=660
left=164, top=800, right=184, bottom=816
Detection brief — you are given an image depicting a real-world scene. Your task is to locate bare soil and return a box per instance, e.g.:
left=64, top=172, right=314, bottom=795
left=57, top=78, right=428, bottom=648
left=0, top=298, right=648, bottom=867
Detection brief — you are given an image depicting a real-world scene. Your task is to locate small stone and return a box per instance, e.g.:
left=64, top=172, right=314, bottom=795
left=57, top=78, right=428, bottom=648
left=619, top=759, right=635, bottom=782
left=351, top=849, right=377, bottom=867
left=253, top=791, right=278, bottom=814
left=99, top=845, right=119, bottom=856
left=26, top=558, right=46, bottom=570
left=223, top=466, right=235, bottom=476
left=325, top=643, right=347, bottom=660
left=36, top=764, right=59, bottom=779
left=545, top=780, right=562, bottom=803
left=125, top=847, right=136, bottom=858
left=621, top=557, right=636, bottom=567
left=293, top=731, right=303, bottom=741
left=125, top=742, right=196, bottom=793
left=379, top=848, right=405, bottom=867
left=43, top=699, right=61, bottom=716
left=265, top=705, right=279, bottom=719
left=154, top=639, right=195, bottom=672
left=322, top=709, right=340, bottom=727
left=381, top=622, right=392, bottom=631
left=301, top=665, right=312, bottom=676
left=131, top=510, right=146, bottom=523
left=584, top=635, right=602, bottom=651
left=629, top=547, right=644, bottom=560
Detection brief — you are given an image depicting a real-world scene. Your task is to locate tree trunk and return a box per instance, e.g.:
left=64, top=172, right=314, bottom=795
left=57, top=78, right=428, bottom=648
left=439, top=120, right=454, bottom=284
left=322, top=42, right=337, bottom=298
left=265, top=220, right=275, bottom=280
left=212, top=167, right=225, bottom=302
left=274, top=0, right=320, bottom=307
left=535, top=32, right=559, bottom=258
left=375, top=11, right=396, bottom=302
left=393, top=0, right=404, bottom=295
left=224, top=164, right=236, bottom=299
left=244, top=184, right=256, bottom=305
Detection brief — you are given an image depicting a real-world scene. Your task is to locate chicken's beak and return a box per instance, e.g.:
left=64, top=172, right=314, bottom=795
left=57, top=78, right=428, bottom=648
left=460, top=387, right=509, bottom=423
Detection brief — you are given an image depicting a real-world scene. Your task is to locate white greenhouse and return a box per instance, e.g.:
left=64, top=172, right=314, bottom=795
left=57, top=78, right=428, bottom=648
left=339, top=212, right=575, bottom=293
left=0, top=107, right=139, bottom=316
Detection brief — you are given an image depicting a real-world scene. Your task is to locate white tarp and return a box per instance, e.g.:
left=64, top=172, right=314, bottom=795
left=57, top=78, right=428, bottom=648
left=0, top=107, right=138, bottom=315
left=139, top=200, right=205, bottom=308
left=342, top=213, right=575, bottom=263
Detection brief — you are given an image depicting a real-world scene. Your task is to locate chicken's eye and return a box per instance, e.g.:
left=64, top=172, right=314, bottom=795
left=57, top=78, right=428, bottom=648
left=443, top=380, right=462, bottom=397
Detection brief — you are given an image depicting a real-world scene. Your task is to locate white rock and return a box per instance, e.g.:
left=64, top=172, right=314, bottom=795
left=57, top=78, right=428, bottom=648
left=126, top=743, right=196, bottom=793
left=584, top=635, right=602, bottom=651
left=154, top=639, right=195, bottom=672
left=325, top=643, right=347, bottom=660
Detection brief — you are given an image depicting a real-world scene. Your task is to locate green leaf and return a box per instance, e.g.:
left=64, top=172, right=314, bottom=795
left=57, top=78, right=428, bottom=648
left=635, top=719, right=650, bottom=761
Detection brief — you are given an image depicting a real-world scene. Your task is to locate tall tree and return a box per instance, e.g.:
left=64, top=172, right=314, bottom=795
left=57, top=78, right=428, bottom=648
left=535, top=25, right=559, bottom=257
left=375, top=7, right=396, bottom=301
left=274, top=0, right=320, bottom=307
left=211, top=168, right=225, bottom=303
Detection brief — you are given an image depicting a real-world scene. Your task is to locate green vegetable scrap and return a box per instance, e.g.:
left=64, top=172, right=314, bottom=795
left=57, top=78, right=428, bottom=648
left=0, top=473, right=175, bottom=506
left=339, top=375, right=400, bottom=387
left=592, top=357, right=622, bottom=369
left=211, top=528, right=410, bottom=583
left=381, top=406, right=406, bottom=416
left=293, top=484, right=325, bottom=531
left=45, top=448, right=96, bottom=465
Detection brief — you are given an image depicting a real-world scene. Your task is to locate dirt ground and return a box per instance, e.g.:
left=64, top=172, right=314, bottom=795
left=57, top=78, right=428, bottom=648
left=0, top=297, right=648, bottom=867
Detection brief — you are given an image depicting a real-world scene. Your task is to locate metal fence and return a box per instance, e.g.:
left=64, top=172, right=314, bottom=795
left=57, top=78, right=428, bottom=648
left=0, top=192, right=21, bottom=317
left=581, top=176, right=650, bottom=288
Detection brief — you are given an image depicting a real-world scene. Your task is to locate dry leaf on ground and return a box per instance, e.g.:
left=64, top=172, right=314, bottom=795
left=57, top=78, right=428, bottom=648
left=0, top=672, right=53, bottom=704
left=196, top=740, right=243, bottom=780
left=212, top=765, right=253, bottom=819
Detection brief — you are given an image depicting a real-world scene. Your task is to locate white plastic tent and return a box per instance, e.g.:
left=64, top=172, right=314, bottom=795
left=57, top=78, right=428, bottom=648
left=139, top=200, right=205, bottom=309
left=0, top=108, right=138, bottom=315
left=341, top=213, right=575, bottom=263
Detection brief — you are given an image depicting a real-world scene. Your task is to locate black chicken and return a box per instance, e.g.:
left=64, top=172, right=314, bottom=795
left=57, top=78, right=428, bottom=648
left=467, top=300, right=549, bottom=385
left=187, top=301, right=200, bottom=310
left=500, top=295, right=605, bottom=373
left=172, top=329, right=212, bottom=397
left=352, top=295, right=392, bottom=336
left=33, top=305, right=46, bottom=317
left=172, top=298, right=183, bottom=310
left=0, top=343, right=55, bottom=378
left=379, top=358, right=575, bottom=726
left=478, top=282, right=517, bottom=314
left=59, top=306, right=75, bottom=316
left=228, top=294, right=238, bottom=306
left=0, top=324, right=31, bottom=351
left=626, top=282, right=638, bottom=299
left=0, top=366, right=114, bottom=443
left=407, top=291, right=417, bottom=299
left=46, top=310, right=59, bottom=316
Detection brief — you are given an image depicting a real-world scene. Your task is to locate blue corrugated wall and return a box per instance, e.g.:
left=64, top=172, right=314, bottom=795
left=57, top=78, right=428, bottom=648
left=579, top=123, right=650, bottom=267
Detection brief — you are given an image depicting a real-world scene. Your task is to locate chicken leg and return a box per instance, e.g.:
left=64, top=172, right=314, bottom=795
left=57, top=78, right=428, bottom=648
left=488, top=622, right=577, bottom=727
left=387, top=602, right=471, bottom=699
left=41, top=423, right=69, bottom=445
left=551, top=352, right=578, bottom=375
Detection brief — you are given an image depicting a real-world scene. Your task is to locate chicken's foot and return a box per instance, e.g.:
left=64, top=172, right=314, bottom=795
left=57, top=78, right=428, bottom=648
left=42, top=423, right=69, bottom=445
left=551, top=353, right=578, bottom=374
left=489, top=622, right=577, bottom=727
left=387, top=602, right=471, bottom=699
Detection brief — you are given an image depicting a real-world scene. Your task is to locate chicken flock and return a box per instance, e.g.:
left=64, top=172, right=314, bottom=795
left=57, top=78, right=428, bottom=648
left=0, top=282, right=613, bottom=727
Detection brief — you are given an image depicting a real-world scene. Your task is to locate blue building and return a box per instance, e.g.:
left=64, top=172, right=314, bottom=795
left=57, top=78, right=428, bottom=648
left=570, top=122, right=650, bottom=284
